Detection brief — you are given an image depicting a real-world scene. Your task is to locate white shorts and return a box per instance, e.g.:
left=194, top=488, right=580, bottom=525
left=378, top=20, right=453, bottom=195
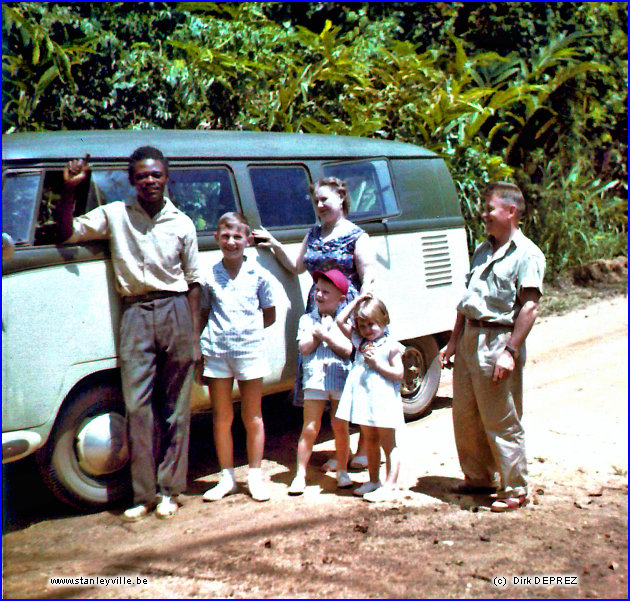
left=203, top=355, right=268, bottom=381
left=303, top=388, right=342, bottom=402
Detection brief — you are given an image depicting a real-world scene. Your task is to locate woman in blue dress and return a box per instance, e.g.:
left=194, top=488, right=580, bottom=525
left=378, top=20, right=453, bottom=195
left=254, top=177, right=376, bottom=469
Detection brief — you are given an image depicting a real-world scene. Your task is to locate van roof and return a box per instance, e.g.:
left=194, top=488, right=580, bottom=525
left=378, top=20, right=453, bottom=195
left=2, top=130, right=436, bottom=162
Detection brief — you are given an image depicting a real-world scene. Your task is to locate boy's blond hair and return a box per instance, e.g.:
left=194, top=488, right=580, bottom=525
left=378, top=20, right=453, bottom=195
left=353, top=296, right=390, bottom=329
left=216, top=211, right=251, bottom=235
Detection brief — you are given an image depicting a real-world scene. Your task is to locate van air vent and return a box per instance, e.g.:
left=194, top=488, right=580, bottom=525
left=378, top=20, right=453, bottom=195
left=422, top=233, right=452, bottom=288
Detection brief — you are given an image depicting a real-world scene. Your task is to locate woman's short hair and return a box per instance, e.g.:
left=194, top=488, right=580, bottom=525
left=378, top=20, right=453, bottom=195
left=216, top=211, right=251, bottom=235
left=310, top=176, right=350, bottom=216
left=354, top=296, right=390, bottom=329
left=127, top=146, right=169, bottom=184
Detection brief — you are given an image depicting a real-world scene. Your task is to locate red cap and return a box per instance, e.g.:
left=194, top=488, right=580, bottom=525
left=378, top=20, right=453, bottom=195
left=312, top=269, right=349, bottom=295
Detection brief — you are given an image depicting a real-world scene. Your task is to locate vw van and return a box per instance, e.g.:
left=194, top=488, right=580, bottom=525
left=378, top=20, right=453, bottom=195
left=2, top=130, right=469, bottom=508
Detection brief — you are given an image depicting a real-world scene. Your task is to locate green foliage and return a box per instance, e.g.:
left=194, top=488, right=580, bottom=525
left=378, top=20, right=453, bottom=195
left=2, top=2, right=626, bottom=279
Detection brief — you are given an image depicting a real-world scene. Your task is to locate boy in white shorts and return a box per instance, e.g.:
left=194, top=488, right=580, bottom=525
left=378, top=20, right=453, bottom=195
left=199, top=212, right=276, bottom=502
left=288, top=269, right=354, bottom=495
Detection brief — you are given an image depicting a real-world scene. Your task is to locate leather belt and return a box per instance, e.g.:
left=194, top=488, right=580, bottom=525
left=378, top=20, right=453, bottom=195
left=467, top=318, right=512, bottom=329
left=122, top=290, right=184, bottom=305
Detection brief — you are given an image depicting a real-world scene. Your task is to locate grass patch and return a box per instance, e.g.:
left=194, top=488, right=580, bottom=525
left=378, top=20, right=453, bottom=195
left=539, top=278, right=627, bottom=319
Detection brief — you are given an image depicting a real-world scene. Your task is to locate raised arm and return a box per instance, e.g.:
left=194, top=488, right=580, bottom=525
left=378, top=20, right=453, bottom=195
left=58, top=154, right=91, bottom=242
left=335, top=293, right=366, bottom=339
left=252, top=227, right=308, bottom=275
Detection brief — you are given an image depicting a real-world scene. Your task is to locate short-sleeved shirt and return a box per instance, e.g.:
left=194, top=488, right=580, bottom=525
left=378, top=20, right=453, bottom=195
left=200, top=257, right=275, bottom=359
left=458, top=229, right=545, bottom=325
left=68, top=197, right=200, bottom=296
left=297, top=311, right=352, bottom=392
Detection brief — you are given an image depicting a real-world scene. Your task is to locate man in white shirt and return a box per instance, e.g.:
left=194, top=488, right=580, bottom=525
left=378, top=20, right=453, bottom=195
left=60, top=146, right=201, bottom=521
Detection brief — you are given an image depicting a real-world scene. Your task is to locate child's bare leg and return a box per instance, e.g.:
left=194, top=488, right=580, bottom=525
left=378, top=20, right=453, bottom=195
left=347, top=430, right=369, bottom=469
left=237, top=378, right=264, bottom=468
left=362, top=425, right=381, bottom=483
left=208, top=378, right=235, bottom=468
left=238, top=378, right=270, bottom=501
left=296, top=400, right=326, bottom=474
left=330, top=400, right=349, bottom=471
left=378, top=427, right=400, bottom=489
left=203, top=378, right=238, bottom=501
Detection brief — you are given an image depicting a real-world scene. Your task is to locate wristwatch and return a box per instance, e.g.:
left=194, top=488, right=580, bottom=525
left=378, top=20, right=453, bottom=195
left=504, top=345, right=517, bottom=358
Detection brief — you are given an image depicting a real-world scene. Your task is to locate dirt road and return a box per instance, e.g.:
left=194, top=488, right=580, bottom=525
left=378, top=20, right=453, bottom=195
left=3, top=295, right=627, bottom=599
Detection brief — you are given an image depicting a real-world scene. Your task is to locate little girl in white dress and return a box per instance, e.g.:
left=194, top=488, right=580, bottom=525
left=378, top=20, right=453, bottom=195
left=336, top=295, right=405, bottom=502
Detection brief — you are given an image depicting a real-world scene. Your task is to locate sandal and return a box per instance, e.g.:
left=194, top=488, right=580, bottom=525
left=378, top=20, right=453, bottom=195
left=491, top=495, right=527, bottom=513
left=349, top=455, right=368, bottom=470
left=321, top=458, right=337, bottom=472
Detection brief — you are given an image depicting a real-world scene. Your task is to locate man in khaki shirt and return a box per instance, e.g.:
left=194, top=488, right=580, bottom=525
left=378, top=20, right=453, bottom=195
left=440, top=182, right=545, bottom=513
left=60, top=146, right=201, bottom=521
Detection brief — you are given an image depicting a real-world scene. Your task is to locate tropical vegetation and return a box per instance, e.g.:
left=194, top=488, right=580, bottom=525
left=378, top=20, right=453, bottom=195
left=2, top=2, right=627, bottom=278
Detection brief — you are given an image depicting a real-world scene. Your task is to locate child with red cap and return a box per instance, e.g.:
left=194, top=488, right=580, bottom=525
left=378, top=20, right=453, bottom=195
left=288, top=269, right=354, bottom=495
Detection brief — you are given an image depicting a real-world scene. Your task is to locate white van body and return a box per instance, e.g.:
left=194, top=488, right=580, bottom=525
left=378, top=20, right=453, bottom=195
left=2, top=130, right=469, bottom=508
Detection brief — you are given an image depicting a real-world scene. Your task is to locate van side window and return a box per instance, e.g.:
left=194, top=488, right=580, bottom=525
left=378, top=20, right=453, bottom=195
left=323, top=160, right=399, bottom=222
left=89, top=171, right=135, bottom=210
left=168, top=168, right=237, bottom=232
left=250, top=166, right=314, bottom=227
left=2, top=172, right=42, bottom=244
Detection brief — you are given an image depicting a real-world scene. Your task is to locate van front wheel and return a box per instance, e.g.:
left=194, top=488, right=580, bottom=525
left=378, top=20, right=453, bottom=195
left=400, top=336, right=441, bottom=420
left=36, top=382, right=130, bottom=509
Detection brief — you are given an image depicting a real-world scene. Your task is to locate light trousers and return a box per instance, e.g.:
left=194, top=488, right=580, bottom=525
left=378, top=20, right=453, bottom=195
left=452, top=323, right=527, bottom=498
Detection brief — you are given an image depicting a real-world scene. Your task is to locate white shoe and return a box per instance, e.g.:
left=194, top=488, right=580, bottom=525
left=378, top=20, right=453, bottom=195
left=247, top=476, right=270, bottom=502
left=122, top=503, right=153, bottom=522
left=203, top=477, right=238, bottom=502
left=288, top=475, right=306, bottom=496
left=363, top=486, right=397, bottom=503
left=353, top=481, right=381, bottom=497
left=156, top=495, right=178, bottom=519
left=322, top=458, right=338, bottom=471
left=337, top=470, right=353, bottom=489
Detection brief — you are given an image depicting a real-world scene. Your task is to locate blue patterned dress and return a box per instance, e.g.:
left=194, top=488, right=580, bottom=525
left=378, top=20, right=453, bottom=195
left=293, top=224, right=365, bottom=406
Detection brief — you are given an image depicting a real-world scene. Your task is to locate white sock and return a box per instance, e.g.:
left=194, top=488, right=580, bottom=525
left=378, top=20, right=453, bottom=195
left=221, top=468, right=235, bottom=483
left=248, top=467, right=262, bottom=481
left=295, top=467, right=307, bottom=478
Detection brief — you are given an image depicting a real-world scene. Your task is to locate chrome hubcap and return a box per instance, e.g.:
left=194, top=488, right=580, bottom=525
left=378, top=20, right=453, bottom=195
left=76, top=413, right=129, bottom=476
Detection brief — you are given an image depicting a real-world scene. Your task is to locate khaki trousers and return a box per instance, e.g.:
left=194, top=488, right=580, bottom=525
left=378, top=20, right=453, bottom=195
left=452, top=322, right=527, bottom=498
left=120, top=294, right=194, bottom=505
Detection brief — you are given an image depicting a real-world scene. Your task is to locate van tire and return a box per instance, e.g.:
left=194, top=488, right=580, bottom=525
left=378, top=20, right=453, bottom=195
left=400, top=336, right=441, bottom=420
left=36, top=382, right=131, bottom=510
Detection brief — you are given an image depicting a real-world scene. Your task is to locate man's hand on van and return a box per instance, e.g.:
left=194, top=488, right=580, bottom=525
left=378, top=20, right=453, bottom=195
left=63, top=154, right=91, bottom=189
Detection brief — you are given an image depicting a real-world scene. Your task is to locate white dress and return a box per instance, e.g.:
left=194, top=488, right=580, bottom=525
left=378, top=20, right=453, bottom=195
left=336, top=333, right=405, bottom=428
